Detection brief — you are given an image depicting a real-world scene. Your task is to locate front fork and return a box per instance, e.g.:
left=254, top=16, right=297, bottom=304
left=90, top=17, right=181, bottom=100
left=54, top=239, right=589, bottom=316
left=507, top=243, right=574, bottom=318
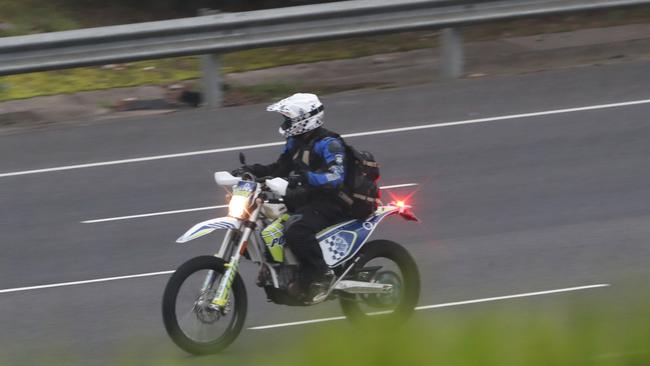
left=209, top=199, right=262, bottom=310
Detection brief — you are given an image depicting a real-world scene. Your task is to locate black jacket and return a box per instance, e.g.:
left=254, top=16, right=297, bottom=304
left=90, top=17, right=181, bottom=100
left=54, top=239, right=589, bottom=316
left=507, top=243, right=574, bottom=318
left=248, top=128, right=347, bottom=210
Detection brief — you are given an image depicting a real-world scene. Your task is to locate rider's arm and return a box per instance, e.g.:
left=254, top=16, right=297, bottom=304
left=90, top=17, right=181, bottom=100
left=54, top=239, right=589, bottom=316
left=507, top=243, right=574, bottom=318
left=246, top=139, right=294, bottom=177
left=306, top=137, right=346, bottom=188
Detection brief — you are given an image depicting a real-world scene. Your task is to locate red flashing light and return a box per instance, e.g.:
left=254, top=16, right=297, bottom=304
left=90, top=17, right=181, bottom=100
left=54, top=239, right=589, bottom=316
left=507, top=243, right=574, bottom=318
left=384, top=187, right=420, bottom=222
left=391, top=199, right=411, bottom=213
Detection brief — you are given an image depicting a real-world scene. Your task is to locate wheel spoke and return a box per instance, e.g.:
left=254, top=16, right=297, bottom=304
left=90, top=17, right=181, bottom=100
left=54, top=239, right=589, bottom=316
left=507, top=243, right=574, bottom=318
left=175, top=271, right=235, bottom=344
left=163, top=256, right=247, bottom=354
left=339, top=240, right=420, bottom=327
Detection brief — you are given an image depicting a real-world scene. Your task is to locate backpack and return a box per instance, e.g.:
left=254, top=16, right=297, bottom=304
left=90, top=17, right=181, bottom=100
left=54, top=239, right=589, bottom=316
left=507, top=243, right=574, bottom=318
left=338, top=139, right=381, bottom=219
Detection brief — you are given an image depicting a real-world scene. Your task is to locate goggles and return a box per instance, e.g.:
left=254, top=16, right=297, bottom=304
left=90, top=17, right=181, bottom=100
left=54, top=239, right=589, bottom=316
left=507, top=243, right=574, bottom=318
left=279, top=105, right=324, bottom=131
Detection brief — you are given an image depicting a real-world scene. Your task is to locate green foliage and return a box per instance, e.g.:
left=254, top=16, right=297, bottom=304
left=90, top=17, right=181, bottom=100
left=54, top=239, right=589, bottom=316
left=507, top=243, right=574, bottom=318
left=3, top=293, right=648, bottom=366
left=0, top=0, right=79, bottom=36
left=255, top=295, right=650, bottom=366
left=0, top=32, right=433, bottom=102
left=0, top=59, right=201, bottom=101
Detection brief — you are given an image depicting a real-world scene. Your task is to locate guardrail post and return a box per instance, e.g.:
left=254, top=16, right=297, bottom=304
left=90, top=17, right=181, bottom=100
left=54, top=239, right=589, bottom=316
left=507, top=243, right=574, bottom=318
left=201, top=53, right=223, bottom=108
left=440, top=27, right=464, bottom=79
left=199, top=8, right=223, bottom=108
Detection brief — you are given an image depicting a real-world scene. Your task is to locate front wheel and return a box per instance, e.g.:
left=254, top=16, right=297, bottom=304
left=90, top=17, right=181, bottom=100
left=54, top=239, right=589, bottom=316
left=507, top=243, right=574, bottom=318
left=340, top=240, right=420, bottom=327
left=162, top=256, right=247, bottom=354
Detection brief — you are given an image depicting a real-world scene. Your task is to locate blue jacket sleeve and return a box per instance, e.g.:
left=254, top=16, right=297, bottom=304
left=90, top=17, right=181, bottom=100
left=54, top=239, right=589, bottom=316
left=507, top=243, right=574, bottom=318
left=307, top=137, right=346, bottom=188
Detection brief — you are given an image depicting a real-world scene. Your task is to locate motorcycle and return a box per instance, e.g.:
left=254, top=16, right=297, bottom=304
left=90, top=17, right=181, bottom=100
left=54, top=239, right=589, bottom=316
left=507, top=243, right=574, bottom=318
left=162, top=161, right=420, bottom=355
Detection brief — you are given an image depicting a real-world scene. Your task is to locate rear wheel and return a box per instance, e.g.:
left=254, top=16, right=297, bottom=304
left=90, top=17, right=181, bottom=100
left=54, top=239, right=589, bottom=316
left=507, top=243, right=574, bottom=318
left=162, top=256, right=247, bottom=354
left=340, top=240, right=420, bottom=327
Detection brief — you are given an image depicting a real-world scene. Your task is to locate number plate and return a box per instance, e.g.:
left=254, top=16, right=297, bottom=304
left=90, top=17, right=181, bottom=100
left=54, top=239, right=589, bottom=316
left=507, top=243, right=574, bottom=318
left=232, top=180, right=256, bottom=198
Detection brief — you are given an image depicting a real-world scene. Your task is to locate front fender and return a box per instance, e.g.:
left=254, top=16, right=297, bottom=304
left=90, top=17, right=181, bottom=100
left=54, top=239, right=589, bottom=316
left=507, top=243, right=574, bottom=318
left=176, top=216, right=240, bottom=243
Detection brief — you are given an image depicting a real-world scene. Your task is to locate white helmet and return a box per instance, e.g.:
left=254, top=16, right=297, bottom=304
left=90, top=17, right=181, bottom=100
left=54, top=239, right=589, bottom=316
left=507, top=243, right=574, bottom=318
left=267, top=93, right=324, bottom=138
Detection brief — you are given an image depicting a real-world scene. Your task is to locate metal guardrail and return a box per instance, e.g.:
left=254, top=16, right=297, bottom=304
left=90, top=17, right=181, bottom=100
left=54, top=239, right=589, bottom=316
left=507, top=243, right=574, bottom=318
left=1, top=0, right=649, bottom=106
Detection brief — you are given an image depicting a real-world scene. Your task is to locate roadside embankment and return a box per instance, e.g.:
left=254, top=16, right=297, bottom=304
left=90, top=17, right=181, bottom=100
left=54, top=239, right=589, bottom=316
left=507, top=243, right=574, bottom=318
left=1, top=23, right=650, bottom=131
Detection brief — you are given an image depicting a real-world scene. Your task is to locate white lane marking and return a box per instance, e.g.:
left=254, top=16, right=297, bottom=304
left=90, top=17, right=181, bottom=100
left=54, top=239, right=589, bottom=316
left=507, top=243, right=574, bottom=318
left=81, top=205, right=228, bottom=223
left=340, top=99, right=650, bottom=139
left=378, top=183, right=418, bottom=189
left=80, top=183, right=419, bottom=223
left=0, top=274, right=608, bottom=328
left=413, top=283, right=610, bottom=310
left=0, top=270, right=174, bottom=294
left=248, top=283, right=610, bottom=330
left=251, top=316, right=349, bottom=329
left=0, top=141, right=284, bottom=178
left=3, top=98, right=650, bottom=179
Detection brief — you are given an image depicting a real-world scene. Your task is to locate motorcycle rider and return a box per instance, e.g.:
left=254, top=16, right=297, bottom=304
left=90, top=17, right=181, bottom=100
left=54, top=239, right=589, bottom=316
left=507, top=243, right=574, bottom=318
left=233, top=93, right=349, bottom=302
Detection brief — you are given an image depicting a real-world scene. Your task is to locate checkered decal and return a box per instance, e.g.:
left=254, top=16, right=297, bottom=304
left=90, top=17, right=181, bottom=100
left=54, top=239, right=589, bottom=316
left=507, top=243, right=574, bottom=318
left=322, top=236, right=347, bottom=262
left=316, top=208, right=398, bottom=267
left=319, top=230, right=357, bottom=266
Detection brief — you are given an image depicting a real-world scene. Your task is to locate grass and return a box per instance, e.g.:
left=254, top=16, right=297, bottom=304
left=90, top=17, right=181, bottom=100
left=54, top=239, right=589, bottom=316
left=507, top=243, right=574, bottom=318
left=1, top=3, right=650, bottom=103
left=0, top=59, right=201, bottom=101
left=221, top=32, right=440, bottom=73
left=0, top=32, right=438, bottom=102
left=256, top=291, right=650, bottom=366
left=3, top=290, right=649, bottom=366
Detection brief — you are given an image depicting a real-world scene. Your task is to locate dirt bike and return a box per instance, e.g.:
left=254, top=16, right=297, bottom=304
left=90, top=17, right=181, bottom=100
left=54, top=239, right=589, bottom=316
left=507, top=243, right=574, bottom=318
left=162, top=166, right=420, bottom=355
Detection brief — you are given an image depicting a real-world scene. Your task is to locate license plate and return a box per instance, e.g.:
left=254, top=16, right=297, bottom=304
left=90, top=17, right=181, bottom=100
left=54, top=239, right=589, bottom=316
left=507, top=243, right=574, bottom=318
left=232, top=180, right=256, bottom=198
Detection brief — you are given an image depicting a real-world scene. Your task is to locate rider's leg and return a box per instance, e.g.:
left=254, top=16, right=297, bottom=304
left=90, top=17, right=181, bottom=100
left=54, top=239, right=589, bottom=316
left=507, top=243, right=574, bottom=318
left=284, top=205, right=332, bottom=284
left=285, top=201, right=346, bottom=282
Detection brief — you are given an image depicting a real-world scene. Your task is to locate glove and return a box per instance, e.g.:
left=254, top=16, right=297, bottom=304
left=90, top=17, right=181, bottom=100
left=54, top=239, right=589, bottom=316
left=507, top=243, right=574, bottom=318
left=287, top=171, right=308, bottom=188
left=231, top=166, right=252, bottom=177
left=284, top=187, right=309, bottom=210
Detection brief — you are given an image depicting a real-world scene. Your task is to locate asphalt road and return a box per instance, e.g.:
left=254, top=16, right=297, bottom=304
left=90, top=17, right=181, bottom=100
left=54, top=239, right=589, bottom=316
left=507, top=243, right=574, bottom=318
left=1, top=60, right=650, bottom=364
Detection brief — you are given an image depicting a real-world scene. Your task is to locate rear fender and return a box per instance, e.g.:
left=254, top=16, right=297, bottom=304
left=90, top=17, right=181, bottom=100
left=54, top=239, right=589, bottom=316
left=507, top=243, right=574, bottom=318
left=176, top=216, right=240, bottom=243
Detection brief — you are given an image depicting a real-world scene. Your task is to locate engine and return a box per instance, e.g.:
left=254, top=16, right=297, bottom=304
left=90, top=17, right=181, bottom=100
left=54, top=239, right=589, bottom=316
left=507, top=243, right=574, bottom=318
left=256, top=264, right=308, bottom=306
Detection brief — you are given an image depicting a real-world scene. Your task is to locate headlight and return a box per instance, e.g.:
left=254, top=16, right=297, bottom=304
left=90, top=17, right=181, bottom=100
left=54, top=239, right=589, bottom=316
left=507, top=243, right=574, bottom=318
left=228, top=195, right=249, bottom=219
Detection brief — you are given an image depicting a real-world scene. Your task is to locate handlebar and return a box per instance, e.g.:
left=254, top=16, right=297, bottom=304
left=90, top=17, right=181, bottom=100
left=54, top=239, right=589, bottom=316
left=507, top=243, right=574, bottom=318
left=255, top=176, right=274, bottom=183
left=238, top=172, right=273, bottom=184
